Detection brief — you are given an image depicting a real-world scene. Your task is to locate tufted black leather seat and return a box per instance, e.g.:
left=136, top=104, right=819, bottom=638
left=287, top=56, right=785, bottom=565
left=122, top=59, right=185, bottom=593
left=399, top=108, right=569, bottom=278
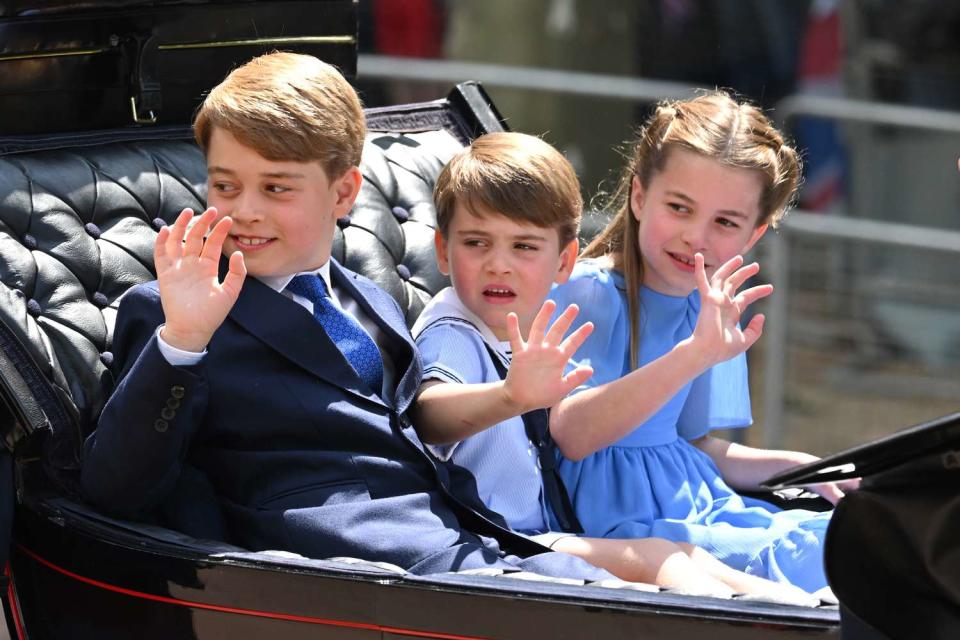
left=0, top=83, right=505, bottom=494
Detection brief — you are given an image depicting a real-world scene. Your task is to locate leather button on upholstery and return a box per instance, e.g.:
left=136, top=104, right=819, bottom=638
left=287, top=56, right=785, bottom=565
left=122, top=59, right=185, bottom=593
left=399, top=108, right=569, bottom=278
left=154, top=419, right=169, bottom=433
left=161, top=407, right=176, bottom=420
left=153, top=218, right=167, bottom=230
left=396, top=264, right=411, bottom=281
left=165, top=397, right=181, bottom=410
left=170, top=385, right=185, bottom=399
left=99, top=352, right=114, bottom=367
left=84, top=222, right=102, bottom=239
left=22, top=234, right=37, bottom=250
left=26, top=299, right=41, bottom=317
left=391, top=206, right=409, bottom=222
left=336, top=216, right=351, bottom=229
left=92, top=292, right=109, bottom=308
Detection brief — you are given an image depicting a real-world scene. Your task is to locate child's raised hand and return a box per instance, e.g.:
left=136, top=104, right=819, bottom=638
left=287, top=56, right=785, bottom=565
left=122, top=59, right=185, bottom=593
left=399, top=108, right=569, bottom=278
left=503, top=300, right=594, bottom=413
left=691, top=253, right=773, bottom=365
left=155, top=207, right=246, bottom=352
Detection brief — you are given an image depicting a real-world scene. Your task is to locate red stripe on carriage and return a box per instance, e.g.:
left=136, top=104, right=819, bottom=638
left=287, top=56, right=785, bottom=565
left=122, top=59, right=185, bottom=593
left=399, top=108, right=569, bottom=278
left=4, top=563, right=26, bottom=640
left=16, top=545, right=492, bottom=640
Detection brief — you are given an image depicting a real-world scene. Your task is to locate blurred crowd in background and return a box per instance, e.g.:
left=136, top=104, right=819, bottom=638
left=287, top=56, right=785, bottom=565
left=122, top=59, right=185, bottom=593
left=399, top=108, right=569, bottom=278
left=353, top=0, right=960, bottom=457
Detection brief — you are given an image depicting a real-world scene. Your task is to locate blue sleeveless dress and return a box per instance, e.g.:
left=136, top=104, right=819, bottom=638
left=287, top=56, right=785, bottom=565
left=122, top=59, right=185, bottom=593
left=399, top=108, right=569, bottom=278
left=548, top=261, right=831, bottom=592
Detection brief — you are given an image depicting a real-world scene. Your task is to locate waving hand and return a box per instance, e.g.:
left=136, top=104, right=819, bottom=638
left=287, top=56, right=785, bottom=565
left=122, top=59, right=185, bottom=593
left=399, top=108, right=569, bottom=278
left=691, top=253, right=773, bottom=364
left=502, top=300, right=594, bottom=412
left=156, top=207, right=246, bottom=352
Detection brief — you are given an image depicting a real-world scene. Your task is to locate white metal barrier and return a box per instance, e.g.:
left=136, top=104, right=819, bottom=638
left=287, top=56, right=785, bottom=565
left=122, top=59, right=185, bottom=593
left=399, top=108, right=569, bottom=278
left=760, top=213, right=960, bottom=448
left=359, top=55, right=960, bottom=449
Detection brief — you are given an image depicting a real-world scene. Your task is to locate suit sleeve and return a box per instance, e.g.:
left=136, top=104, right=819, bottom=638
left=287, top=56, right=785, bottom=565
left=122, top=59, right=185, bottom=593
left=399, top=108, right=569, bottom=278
left=81, top=283, right=210, bottom=518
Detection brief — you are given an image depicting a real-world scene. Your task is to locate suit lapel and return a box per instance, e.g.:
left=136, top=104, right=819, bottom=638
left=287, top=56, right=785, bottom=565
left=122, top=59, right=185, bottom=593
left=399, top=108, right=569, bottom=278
left=228, top=275, right=387, bottom=408
left=329, top=261, right=421, bottom=414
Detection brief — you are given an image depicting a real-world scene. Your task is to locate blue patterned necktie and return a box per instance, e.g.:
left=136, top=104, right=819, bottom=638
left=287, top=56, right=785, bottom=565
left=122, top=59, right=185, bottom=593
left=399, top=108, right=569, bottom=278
left=286, top=274, right=384, bottom=393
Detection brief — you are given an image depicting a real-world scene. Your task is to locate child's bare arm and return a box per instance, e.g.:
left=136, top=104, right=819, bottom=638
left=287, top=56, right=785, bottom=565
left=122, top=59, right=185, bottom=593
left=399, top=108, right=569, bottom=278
left=411, top=301, right=593, bottom=446
left=156, top=207, right=246, bottom=352
left=691, top=436, right=859, bottom=504
left=411, top=379, right=524, bottom=445
left=549, top=336, right=710, bottom=460
left=549, top=254, right=772, bottom=461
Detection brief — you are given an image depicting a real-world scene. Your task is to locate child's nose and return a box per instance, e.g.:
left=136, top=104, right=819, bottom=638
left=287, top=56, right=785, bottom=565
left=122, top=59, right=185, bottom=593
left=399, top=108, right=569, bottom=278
left=680, top=223, right=708, bottom=251
left=230, top=194, right=263, bottom=223
left=484, top=249, right=512, bottom=274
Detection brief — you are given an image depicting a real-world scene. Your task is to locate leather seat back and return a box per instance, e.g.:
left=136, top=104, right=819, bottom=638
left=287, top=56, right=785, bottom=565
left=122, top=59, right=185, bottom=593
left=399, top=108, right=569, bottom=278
left=0, top=84, right=505, bottom=490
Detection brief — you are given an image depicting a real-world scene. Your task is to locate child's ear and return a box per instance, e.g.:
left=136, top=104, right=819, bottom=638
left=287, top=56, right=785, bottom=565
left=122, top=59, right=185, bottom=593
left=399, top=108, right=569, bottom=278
left=743, top=222, right=769, bottom=254
left=332, top=166, right=363, bottom=218
left=434, top=229, right=451, bottom=276
left=555, top=238, right=579, bottom=284
left=629, top=175, right=645, bottom=222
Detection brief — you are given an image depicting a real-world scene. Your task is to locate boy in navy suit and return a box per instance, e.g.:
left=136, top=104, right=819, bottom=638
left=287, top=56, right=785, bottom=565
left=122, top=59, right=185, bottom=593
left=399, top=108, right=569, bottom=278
left=81, top=52, right=610, bottom=579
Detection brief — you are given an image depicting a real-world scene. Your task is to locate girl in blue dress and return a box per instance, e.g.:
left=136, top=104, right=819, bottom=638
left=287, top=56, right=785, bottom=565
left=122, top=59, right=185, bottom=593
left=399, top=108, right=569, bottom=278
left=547, top=92, right=857, bottom=593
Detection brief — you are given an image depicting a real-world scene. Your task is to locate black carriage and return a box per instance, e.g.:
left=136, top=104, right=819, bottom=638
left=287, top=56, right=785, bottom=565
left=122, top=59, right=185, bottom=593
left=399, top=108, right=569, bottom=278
left=0, top=1, right=849, bottom=637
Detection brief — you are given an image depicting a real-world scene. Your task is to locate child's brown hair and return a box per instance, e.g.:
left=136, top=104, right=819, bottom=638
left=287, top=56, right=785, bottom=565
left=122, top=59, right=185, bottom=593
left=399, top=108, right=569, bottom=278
left=194, top=51, right=365, bottom=178
left=434, top=132, right=582, bottom=247
left=583, top=91, right=801, bottom=370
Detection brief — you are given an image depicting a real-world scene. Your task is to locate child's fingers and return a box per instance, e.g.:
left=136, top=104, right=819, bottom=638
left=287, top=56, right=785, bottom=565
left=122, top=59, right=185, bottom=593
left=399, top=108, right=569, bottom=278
left=221, top=251, right=247, bottom=298
left=735, top=283, right=774, bottom=310
left=812, top=482, right=844, bottom=505
left=544, top=303, right=579, bottom=345
left=694, top=254, right=711, bottom=296
left=154, top=225, right=171, bottom=268
left=561, top=365, right=594, bottom=393
left=528, top=299, right=556, bottom=344
left=724, top=261, right=761, bottom=296
left=740, top=313, right=766, bottom=350
left=201, top=214, right=232, bottom=263
left=183, top=207, right=215, bottom=256
left=560, top=321, right=594, bottom=358
left=838, top=477, right=861, bottom=493
left=711, top=254, right=744, bottom=284
left=506, top=312, right=524, bottom=352
left=165, top=208, right=194, bottom=259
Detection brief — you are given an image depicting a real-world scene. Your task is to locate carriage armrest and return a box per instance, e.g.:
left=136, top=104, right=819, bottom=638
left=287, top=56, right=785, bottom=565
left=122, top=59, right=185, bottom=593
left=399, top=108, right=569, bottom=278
left=740, top=488, right=833, bottom=512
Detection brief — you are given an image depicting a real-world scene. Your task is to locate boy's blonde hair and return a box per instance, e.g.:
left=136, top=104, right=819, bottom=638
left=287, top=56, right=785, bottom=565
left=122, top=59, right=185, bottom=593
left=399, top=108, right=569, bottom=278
left=194, top=51, right=365, bottom=178
left=434, top=132, right=582, bottom=247
left=583, top=91, right=801, bottom=370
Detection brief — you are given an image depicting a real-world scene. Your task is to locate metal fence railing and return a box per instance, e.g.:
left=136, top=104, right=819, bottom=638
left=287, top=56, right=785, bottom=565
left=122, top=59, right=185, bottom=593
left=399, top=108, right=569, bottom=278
left=359, top=56, right=960, bottom=452
left=760, top=212, right=960, bottom=449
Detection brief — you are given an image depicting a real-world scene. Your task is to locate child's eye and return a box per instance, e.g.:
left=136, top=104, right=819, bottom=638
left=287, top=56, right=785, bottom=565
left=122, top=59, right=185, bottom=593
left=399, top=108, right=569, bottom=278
left=716, top=217, right=740, bottom=229
left=212, top=182, right=237, bottom=194
left=464, top=239, right=487, bottom=248
left=668, top=202, right=690, bottom=214
left=514, top=243, right=538, bottom=251
left=265, top=184, right=292, bottom=194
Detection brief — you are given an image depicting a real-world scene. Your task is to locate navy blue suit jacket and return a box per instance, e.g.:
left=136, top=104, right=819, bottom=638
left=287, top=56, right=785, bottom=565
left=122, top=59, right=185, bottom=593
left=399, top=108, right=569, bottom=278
left=81, top=260, right=608, bottom=579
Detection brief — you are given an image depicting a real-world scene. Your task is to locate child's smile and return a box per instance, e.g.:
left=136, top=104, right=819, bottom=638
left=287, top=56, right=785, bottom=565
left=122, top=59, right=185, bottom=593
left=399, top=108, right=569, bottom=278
left=232, top=234, right=274, bottom=250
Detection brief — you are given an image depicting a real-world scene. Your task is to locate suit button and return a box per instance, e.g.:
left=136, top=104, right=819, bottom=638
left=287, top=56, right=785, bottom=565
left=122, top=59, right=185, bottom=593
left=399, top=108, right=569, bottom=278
left=161, top=407, right=176, bottom=420
left=154, top=419, right=169, bottom=433
left=165, top=397, right=181, bottom=410
left=170, top=385, right=185, bottom=399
